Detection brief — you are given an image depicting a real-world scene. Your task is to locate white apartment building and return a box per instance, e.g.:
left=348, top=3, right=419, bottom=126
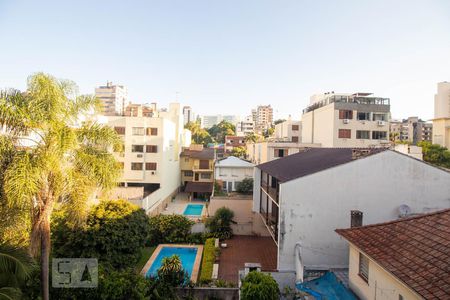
left=274, top=118, right=301, bottom=142
left=432, top=81, right=450, bottom=148
left=215, top=156, right=255, bottom=192
left=252, top=105, right=273, bottom=133
left=103, top=103, right=191, bottom=213
left=236, top=115, right=255, bottom=136
left=183, top=106, right=196, bottom=125
left=301, top=92, right=391, bottom=147
left=246, top=141, right=320, bottom=164
left=390, top=117, right=432, bottom=144
left=95, top=82, right=128, bottom=116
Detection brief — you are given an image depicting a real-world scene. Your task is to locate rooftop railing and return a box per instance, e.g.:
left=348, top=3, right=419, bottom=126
left=303, top=95, right=390, bottom=114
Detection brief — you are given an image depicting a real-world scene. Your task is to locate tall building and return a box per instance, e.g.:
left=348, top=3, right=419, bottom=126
left=95, top=82, right=127, bottom=116
left=274, top=117, right=301, bottom=142
left=432, top=82, right=450, bottom=148
left=183, top=106, right=196, bottom=125
left=390, top=117, right=432, bottom=144
left=236, top=115, right=255, bottom=136
left=301, top=92, right=391, bottom=147
left=253, top=105, right=273, bottom=133
left=201, top=115, right=240, bottom=128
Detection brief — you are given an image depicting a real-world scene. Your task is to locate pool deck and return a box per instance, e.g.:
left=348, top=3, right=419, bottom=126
left=161, top=193, right=207, bottom=220
left=140, top=244, right=204, bottom=283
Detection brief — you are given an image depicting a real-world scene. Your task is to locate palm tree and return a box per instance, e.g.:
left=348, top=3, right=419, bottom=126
left=0, top=242, right=35, bottom=300
left=0, top=73, right=121, bottom=300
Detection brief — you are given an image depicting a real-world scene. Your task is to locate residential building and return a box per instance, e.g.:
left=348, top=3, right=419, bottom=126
left=252, top=148, right=450, bottom=277
left=201, top=115, right=240, bottom=129
left=252, top=105, right=273, bottom=133
left=301, top=92, right=391, bottom=147
left=246, top=141, right=320, bottom=164
left=124, top=103, right=156, bottom=117
left=336, top=209, right=450, bottom=300
left=180, top=144, right=215, bottom=200
left=224, top=135, right=245, bottom=153
left=183, top=106, right=196, bottom=125
left=236, top=115, right=255, bottom=136
left=432, top=81, right=450, bottom=148
left=274, top=118, right=301, bottom=142
left=390, top=117, right=432, bottom=144
left=393, top=144, right=423, bottom=160
left=215, top=156, right=255, bottom=192
left=95, top=81, right=127, bottom=116
left=104, top=103, right=190, bottom=213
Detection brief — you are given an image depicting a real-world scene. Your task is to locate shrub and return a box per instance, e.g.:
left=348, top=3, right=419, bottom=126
left=236, top=178, right=253, bottom=194
left=241, top=271, right=279, bottom=300
left=157, top=255, right=188, bottom=286
left=147, top=214, right=195, bottom=245
left=199, top=238, right=217, bottom=282
left=206, top=207, right=235, bottom=239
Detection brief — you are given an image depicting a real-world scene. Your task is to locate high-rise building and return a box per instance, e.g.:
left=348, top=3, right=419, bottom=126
left=432, top=82, right=450, bottom=148
left=301, top=92, right=391, bottom=147
left=252, top=105, right=273, bottom=133
left=183, top=106, right=196, bottom=125
left=236, top=115, right=255, bottom=136
left=95, top=82, right=127, bottom=116
left=390, top=117, right=432, bottom=144
left=200, top=115, right=240, bottom=128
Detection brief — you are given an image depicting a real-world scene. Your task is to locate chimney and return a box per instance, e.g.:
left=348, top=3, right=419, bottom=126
left=350, top=210, right=363, bottom=228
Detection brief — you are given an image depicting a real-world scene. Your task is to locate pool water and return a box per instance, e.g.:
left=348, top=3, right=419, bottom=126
left=146, top=247, right=198, bottom=278
left=183, top=204, right=204, bottom=216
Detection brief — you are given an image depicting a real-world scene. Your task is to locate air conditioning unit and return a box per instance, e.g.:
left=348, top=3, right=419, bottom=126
left=377, top=120, right=385, bottom=126
left=343, top=119, right=350, bottom=124
left=136, top=154, right=143, bottom=158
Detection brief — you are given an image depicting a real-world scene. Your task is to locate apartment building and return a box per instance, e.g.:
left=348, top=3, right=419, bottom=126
left=180, top=144, right=215, bottom=200
left=252, top=148, right=450, bottom=276
left=95, top=81, right=127, bottom=116
left=301, top=92, right=391, bottom=147
left=124, top=103, right=156, bottom=117
left=336, top=209, right=450, bottom=300
left=252, top=105, right=273, bottom=133
left=274, top=118, right=301, bottom=142
left=104, top=103, right=191, bottom=213
left=201, top=115, right=240, bottom=129
left=432, top=81, right=450, bottom=148
left=224, top=135, right=245, bottom=153
left=246, top=141, right=320, bottom=164
left=215, top=156, right=254, bottom=192
left=183, top=106, right=196, bottom=125
left=390, top=117, right=432, bottom=144
left=236, top=115, right=255, bottom=136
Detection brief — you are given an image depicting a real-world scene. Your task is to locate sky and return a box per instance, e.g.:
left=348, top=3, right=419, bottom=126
left=0, top=0, right=449, bottom=120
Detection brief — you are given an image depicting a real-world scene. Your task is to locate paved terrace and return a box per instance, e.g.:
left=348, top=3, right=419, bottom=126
left=218, top=235, right=277, bottom=283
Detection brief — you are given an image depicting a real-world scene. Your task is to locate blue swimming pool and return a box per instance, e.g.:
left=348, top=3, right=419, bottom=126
left=145, top=247, right=198, bottom=278
left=183, top=204, right=204, bottom=216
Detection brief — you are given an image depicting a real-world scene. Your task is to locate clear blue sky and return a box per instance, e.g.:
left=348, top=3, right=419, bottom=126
left=1, top=0, right=449, bottom=120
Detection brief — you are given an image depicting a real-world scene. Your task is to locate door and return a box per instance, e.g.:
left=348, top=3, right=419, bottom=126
left=227, top=181, right=233, bottom=192
left=195, top=173, right=199, bottom=181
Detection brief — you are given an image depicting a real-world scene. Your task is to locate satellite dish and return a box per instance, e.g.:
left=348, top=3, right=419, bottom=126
left=398, top=204, right=411, bottom=217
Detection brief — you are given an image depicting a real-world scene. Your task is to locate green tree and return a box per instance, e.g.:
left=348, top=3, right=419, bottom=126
left=148, top=215, right=195, bottom=245
left=157, top=255, right=187, bottom=286
left=236, top=178, right=253, bottom=194
left=244, top=133, right=260, bottom=143
left=241, top=271, right=279, bottom=300
left=263, top=127, right=275, bottom=138
left=206, top=207, right=235, bottom=239
left=274, top=119, right=286, bottom=125
left=0, top=73, right=121, bottom=300
left=185, top=121, right=213, bottom=146
left=207, top=121, right=235, bottom=144
left=418, top=141, right=450, bottom=168
left=231, top=146, right=246, bottom=158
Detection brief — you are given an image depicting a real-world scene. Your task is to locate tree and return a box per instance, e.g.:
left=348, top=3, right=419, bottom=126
left=236, top=178, right=253, bottom=194
left=148, top=215, right=195, bottom=245
left=207, top=121, right=235, bottom=144
left=0, top=73, right=121, bottom=300
left=274, top=119, right=286, bottom=125
left=418, top=141, right=450, bottom=168
left=244, top=133, right=260, bottom=143
left=240, top=271, right=279, bottom=300
left=157, top=255, right=187, bottom=286
left=185, top=121, right=213, bottom=146
left=231, top=146, right=246, bottom=158
left=263, top=127, right=275, bottom=138
left=206, top=207, right=235, bottom=239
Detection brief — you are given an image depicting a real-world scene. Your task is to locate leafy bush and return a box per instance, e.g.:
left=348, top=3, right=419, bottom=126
left=236, top=178, right=253, bottom=194
left=418, top=141, right=450, bottom=168
left=241, top=271, right=279, bottom=300
left=199, top=238, right=217, bottom=282
left=206, top=207, right=235, bottom=239
left=52, top=200, right=151, bottom=269
left=157, top=255, right=188, bottom=286
left=147, top=214, right=195, bottom=245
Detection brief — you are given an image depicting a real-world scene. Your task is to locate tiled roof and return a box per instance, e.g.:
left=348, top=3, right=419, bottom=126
left=181, top=148, right=215, bottom=160
left=336, top=209, right=450, bottom=299
left=257, top=148, right=386, bottom=182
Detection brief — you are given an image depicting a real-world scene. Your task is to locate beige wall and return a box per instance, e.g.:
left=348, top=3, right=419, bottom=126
left=348, top=245, right=421, bottom=300
left=181, top=156, right=214, bottom=184
left=246, top=141, right=321, bottom=164
left=432, top=118, right=450, bottom=149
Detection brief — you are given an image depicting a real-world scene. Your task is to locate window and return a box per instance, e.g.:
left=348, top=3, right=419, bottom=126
left=132, top=127, right=145, bottom=136
left=357, top=112, right=370, bottom=121
left=184, top=171, right=193, bottom=177
left=146, top=127, right=158, bottom=136
left=372, top=113, right=387, bottom=121
left=358, top=253, right=369, bottom=282
left=146, top=145, right=158, bottom=153
left=372, top=131, right=387, bottom=140
left=339, top=110, right=353, bottom=119
left=274, top=148, right=288, bottom=157
left=145, top=162, right=157, bottom=170
left=356, top=130, right=370, bottom=139
left=292, top=125, right=299, bottom=131
left=338, top=129, right=351, bottom=139
left=131, top=163, right=143, bottom=170
left=131, top=145, right=144, bottom=152
left=201, top=173, right=211, bottom=179
left=114, top=127, right=125, bottom=135
left=292, top=136, right=299, bottom=142
left=199, top=160, right=209, bottom=169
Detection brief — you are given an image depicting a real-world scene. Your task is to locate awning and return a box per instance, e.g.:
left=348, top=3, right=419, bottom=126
left=185, top=182, right=213, bottom=193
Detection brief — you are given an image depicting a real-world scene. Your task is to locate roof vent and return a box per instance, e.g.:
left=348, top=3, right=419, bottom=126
left=398, top=204, right=411, bottom=217
left=350, top=210, right=363, bottom=228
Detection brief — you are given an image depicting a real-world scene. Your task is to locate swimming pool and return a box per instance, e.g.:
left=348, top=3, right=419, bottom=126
left=141, top=244, right=203, bottom=283
left=183, top=204, right=204, bottom=216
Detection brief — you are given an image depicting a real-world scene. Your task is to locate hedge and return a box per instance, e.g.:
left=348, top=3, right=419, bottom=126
left=199, top=238, right=216, bottom=282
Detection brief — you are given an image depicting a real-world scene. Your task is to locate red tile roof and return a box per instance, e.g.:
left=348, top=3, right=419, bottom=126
left=336, top=209, right=450, bottom=299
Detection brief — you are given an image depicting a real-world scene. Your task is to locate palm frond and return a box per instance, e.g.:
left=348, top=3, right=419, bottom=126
left=0, top=287, right=22, bottom=300
left=76, top=122, right=123, bottom=151
left=69, top=94, right=101, bottom=118
left=0, top=243, right=34, bottom=282
left=0, top=90, right=30, bottom=136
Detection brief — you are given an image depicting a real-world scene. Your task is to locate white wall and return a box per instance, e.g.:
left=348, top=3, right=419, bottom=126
left=215, top=166, right=253, bottom=191
left=260, top=151, right=450, bottom=271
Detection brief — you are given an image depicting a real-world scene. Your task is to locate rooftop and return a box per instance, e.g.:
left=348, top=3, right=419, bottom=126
left=336, top=209, right=450, bottom=299
left=180, top=148, right=215, bottom=160
left=215, top=156, right=254, bottom=168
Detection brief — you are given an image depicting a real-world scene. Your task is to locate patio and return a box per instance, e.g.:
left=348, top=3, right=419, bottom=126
left=218, top=235, right=277, bottom=283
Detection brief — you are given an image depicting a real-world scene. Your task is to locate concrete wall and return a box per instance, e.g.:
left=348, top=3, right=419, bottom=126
left=176, top=287, right=239, bottom=300
left=348, top=245, right=421, bottom=300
